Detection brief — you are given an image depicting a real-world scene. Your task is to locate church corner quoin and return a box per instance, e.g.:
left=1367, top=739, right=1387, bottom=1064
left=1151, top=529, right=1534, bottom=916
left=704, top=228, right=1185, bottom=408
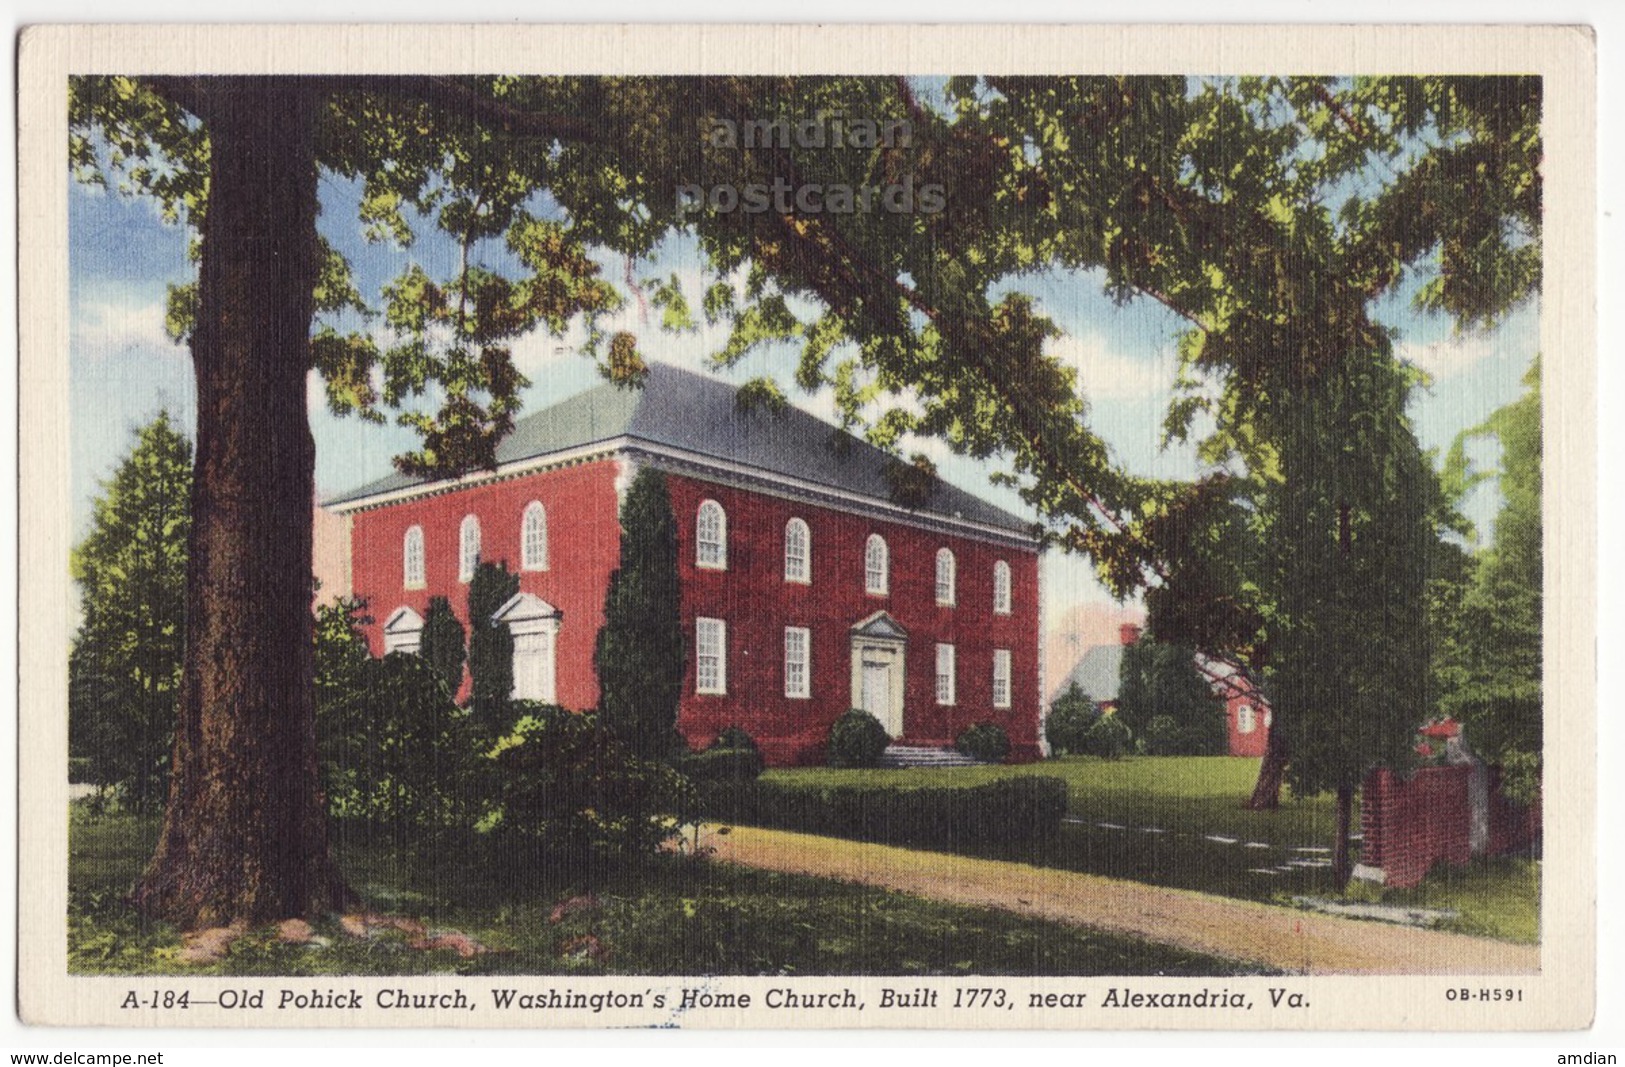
left=327, top=363, right=1044, bottom=765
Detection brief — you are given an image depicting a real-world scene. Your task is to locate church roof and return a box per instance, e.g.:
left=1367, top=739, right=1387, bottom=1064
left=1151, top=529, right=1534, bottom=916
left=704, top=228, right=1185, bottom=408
left=1050, top=643, right=1125, bottom=705
left=325, top=362, right=1036, bottom=539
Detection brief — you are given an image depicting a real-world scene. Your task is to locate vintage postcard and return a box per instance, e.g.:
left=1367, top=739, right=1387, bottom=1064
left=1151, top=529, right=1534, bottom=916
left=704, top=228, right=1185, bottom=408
left=16, top=23, right=1596, bottom=1031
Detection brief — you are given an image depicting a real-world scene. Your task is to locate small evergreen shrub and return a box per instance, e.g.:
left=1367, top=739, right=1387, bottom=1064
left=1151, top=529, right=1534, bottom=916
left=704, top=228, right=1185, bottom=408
left=418, top=595, right=466, bottom=698
left=1044, top=682, right=1101, bottom=755
left=1143, top=715, right=1182, bottom=756
left=484, top=706, right=694, bottom=874
left=828, top=708, right=891, bottom=768
left=675, top=726, right=764, bottom=784
left=1082, top=714, right=1133, bottom=760
left=316, top=650, right=482, bottom=837
left=955, top=722, right=1011, bottom=763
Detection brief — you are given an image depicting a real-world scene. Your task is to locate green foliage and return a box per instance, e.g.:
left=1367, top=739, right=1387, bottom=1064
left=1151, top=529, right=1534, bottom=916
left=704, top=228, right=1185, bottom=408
left=418, top=596, right=466, bottom=698
left=467, top=561, right=520, bottom=726
left=1044, top=683, right=1101, bottom=756
left=1115, top=639, right=1229, bottom=757
left=674, top=726, right=765, bottom=787
left=955, top=722, right=1011, bottom=764
left=1142, top=716, right=1183, bottom=757
left=316, top=649, right=483, bottom=839
left=827, top=708, right=891, bottom=768
left=702, top=777, right=1068, bottom=851
left=67, top=413, right=192, bottom=812
left=1082, top=715, right=1133, bottom=760
left=483, top=706, right=694, bottom=874
left=594, top=468, right=685, bottom=758
left=1436, top=365, right=1542, bottom=799
left=1267, top=358, right=1437, bottom=800
left=674, top=749, right=766, bottom=789
left=313, top=596, right=373, bottom=697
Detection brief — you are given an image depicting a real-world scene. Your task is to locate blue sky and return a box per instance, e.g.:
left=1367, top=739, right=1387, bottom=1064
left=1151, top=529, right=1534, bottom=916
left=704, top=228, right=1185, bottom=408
left=68, top=153, right=1539, bottom=633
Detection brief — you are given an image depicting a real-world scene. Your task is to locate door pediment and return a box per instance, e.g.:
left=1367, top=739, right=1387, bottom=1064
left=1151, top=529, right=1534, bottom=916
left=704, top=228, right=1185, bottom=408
left=493, top=592, right=562, bottom=636
left=850, top=610, right=908, bottom=642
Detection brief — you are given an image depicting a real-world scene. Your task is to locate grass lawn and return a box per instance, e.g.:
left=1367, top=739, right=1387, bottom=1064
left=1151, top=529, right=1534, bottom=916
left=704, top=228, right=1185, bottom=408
left=760, top=756, right=1539, bottom=943
left=68, top=804, right=1267, bottom=976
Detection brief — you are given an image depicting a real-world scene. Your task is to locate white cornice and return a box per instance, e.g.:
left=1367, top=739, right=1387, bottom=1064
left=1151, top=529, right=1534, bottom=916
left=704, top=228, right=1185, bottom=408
left=325, top=434, right=1041, bottom=551
left=323, top=437, right=630, bottom=515
left=623, top=441, right=1040, bottom=550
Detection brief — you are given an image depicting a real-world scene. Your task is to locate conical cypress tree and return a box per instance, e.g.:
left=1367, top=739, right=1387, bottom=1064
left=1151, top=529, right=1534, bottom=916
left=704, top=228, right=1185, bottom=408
left=595, top=468, right=685, bottom=757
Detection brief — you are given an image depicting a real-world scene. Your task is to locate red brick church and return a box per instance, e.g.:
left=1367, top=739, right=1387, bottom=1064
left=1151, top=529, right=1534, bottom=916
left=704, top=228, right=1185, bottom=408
left=324, top=363, right=1043, bottom=765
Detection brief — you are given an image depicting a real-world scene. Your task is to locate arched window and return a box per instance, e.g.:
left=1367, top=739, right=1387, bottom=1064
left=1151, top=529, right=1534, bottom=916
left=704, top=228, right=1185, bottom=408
left=522, top=501, right=548, bottom=571
left=865, top=534, right=889, bottom=595
left=696, top=499, right=727, bottom=569
left=784, top=518, right=810, bottom=583
left=935, top=548, right=956, bottom=606
left=993, top=560, right=1012, bottom=615
left=403, top=525, right=425, bottom=589
left=459, top=514, right=481, bottom=583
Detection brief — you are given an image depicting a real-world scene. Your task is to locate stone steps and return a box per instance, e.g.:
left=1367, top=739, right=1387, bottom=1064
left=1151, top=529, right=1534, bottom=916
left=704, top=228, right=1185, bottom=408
left=879, top=744, right=982, bottom=768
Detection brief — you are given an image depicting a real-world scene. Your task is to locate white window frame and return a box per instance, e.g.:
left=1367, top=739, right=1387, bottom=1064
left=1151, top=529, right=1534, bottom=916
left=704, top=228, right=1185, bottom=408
left=992, top=648, right=1012, bottom=709
left=993, top=560, right=1012, bottom=615
left=458, top=514, right=481, bottom=584
left=403, top=525, right=425, bottom=590
left=521, top=501, right=549, bottom=572
left=935, top=642, right=956, bottom=706
left=784, top=626, right=810, bottom=699
left=865, top=534, right=889, bottom=595
left=935, top=547, right=956, bottom=606
left=697, top=500, right=728, bottom=570
left=696, top=616, right=727, bottom=695
left=1237, top=705, right=1256, bottom=734
left=784, top=517, right=811, bottom=584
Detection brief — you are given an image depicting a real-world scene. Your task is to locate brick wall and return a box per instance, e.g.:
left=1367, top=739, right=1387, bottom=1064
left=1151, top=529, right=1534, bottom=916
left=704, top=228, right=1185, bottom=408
left=663, top=471, right=1042, bottom=765
left=1360, top=765, right=1473, bottom=889
left=347, top=458, right=623, bottom=712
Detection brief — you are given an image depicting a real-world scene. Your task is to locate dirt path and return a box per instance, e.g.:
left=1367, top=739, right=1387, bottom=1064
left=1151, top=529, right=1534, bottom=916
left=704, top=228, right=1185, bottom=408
left=700, top=825, right=1539, bottom=975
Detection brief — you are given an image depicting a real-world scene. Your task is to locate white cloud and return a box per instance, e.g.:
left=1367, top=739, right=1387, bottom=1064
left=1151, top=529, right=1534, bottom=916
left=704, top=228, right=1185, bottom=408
left=70, top=290, right=184, bottom=361
left=1047, top=331, right=1178, bottom=403
left=1395, top=305, right=1538, bottom=382
left=1395, top=333, right=1497, bottom=381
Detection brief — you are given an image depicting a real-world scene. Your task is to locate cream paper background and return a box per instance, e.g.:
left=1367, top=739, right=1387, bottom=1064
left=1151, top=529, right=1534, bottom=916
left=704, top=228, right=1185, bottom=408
left=15, top=21, right=1598, bottom=1032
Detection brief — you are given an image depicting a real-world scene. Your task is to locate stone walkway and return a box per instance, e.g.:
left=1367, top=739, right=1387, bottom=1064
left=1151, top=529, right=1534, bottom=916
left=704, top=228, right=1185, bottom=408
left=700, top=824, right=1539, bottom=975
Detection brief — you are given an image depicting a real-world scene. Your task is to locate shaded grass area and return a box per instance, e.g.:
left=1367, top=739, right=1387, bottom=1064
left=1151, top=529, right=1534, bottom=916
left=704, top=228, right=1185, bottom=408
left=1339, top=856, right=1541, bottom=944
left=69, top=805, right=1266, bottom=976
left=760, top=756, right=1539, bottom=943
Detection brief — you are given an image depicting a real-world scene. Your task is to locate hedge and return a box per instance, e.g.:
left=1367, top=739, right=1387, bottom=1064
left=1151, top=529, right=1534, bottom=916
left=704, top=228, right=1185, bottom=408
left=698, top=775, right=1068, bottom=850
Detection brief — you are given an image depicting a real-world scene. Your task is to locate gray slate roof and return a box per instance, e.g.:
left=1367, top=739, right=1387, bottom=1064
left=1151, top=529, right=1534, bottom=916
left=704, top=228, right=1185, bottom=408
left=326, top=363, right=1035, bottom=537
left=1051, top=643, right=1125, bottom=705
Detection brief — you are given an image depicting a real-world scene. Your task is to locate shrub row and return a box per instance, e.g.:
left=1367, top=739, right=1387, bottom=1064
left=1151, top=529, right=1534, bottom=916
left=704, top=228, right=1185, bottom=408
left=698, top=775, right=1068, bottom=850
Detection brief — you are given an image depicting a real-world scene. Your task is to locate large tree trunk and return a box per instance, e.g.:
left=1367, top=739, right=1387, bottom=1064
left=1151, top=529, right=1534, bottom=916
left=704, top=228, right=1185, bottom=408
left=1332, top=783, right=1354, bottom=890
left=133, top=78, right=351, bottom=928
left=1246, top=724, right=1287, bottom=809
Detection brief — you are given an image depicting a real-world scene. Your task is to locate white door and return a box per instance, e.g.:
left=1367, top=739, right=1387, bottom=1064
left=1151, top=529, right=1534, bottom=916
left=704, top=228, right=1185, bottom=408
left=861, top=655, right=902, bottom=737
left=512, top=630, right=555, bottom=704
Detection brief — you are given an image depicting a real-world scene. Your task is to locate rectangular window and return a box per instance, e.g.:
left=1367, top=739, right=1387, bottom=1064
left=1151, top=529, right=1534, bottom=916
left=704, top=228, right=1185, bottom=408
left=993, top=649, right=1012, bottom=709
left=935, top=643, right=956, bottom=706
left=696, top=617, right=727, bottom=695
left=784, top=626, right=810, bottom=699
